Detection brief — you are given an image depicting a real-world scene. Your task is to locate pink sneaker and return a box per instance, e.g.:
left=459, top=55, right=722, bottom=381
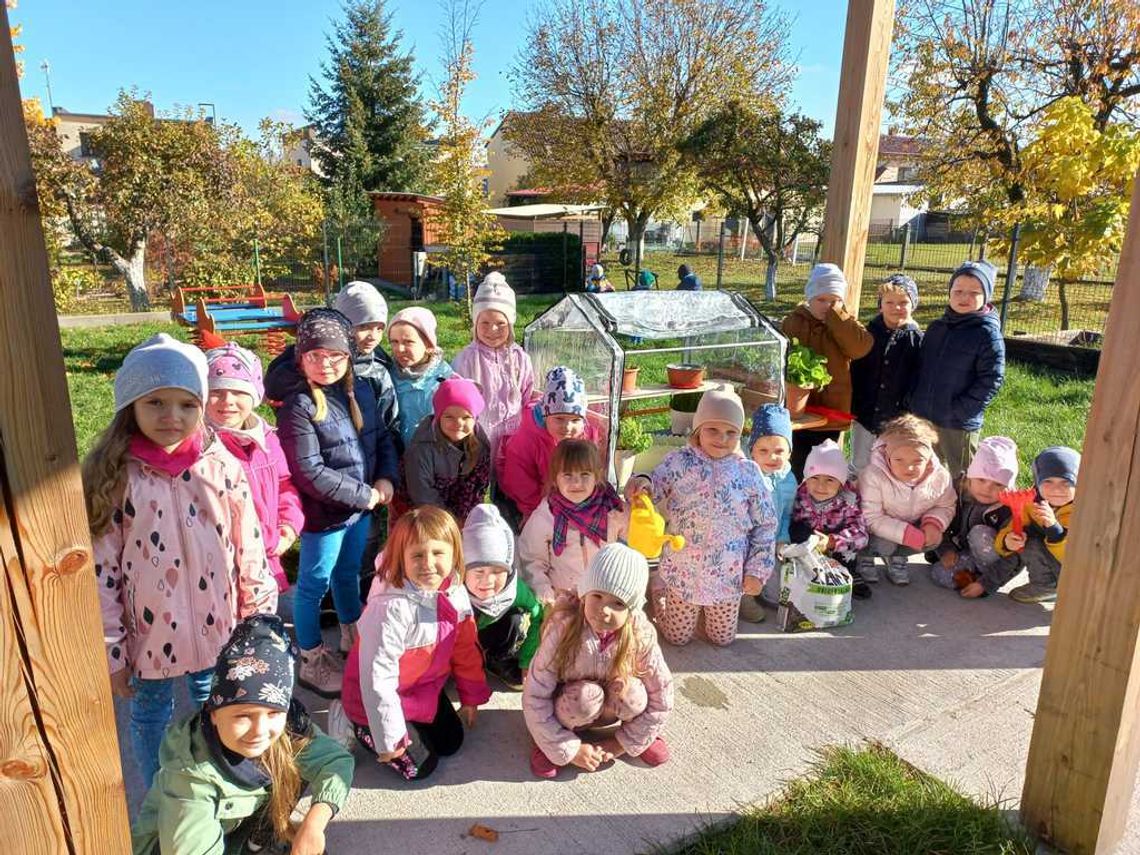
left=530, top=746, right=558, bottom=779
left=637, top=737, right=670, bottom=767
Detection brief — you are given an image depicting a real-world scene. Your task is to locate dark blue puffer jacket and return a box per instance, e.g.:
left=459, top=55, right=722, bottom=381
left=850, top=314, right=923, bottom=434
left=910, top=307, right=1005, bottom=432
left=266, top=346, right=400, bottom=532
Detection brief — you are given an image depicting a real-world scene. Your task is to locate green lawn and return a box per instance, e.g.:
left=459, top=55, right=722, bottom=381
left=671, top=743, right=1032, bottom=855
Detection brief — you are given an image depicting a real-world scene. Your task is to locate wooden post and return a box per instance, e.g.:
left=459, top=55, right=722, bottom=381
left=818, top=0, right=896, bottom=311
left=0, top=9, right=131, bottom=852
left=1021, top=167, right=1140, bottom=853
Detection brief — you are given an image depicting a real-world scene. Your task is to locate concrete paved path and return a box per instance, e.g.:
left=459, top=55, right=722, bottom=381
left=114, top=564, right=1140, bottom=853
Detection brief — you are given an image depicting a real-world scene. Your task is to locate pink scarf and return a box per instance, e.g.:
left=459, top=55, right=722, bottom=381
left=129, top=431, right=205, bottom=477
left=547, top=483, right=622, bottom=557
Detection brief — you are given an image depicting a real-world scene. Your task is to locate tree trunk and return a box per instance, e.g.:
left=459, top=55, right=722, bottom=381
left=108, top=242, right=150, bottom=311
left=1058, top=278, right=1071, bottom=331
left=600, top=210, right=615, bottom=251
left=764, top=254, right=779, bottom=301
left=627, top=214, right=648, bottom=280
left=1020, top=264, right=1051, bottom=301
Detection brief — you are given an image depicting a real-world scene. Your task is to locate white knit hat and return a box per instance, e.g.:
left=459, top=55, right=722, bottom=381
left=461, top=504, right=515, bottom=570
left=579, top=542, right=648, bottom=610
left=473, top=272, right=517, bottom=328
left=334, top=281, right=388, bottom=328
left=804, top=439, right=848, bottom=482
left=114, top=334, right=208, bottom=412
left=692, top=384, right=745, bottom=432
left=805, top=263, right=848, bottom=301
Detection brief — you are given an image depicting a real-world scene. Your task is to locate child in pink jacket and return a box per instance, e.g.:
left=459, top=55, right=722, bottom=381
left=205, top=344, right=304, bottom=591
left=498, top=365, right=602, bottom=523
left=341, top=507, right=491, bottom=781
left=84, top=334, right=276, bottom=788
left=857, top=414, right=956, bottom=585
left=452, top=272, right=535, bottom=457
left=524, top=543, right=673, bottom=778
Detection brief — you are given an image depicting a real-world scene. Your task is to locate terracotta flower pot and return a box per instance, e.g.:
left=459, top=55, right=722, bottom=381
left=666, top=363, right=705, bottom=389
left=785, top=383, right=812, bottom=417
left=622, top=366, right=640, bottom=394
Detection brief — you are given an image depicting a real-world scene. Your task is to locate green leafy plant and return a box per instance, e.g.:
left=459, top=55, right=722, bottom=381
left=669, top=391, right=703, bottom=413
left=785, top=338, right=832, bottom=389
left=617, top=416, right=654, bottom=454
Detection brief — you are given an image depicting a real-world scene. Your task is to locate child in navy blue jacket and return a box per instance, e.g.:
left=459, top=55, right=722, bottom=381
left=909, top=260, right=1005, bottom=479
left=266, top=308, right=399, bottom=699
left=849, top=275, right=923, bottom=475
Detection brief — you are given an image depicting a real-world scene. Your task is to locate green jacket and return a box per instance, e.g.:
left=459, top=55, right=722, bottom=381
left=474, top=576, right=544, bottom=669
left=131, top=713, right=353, bottom=854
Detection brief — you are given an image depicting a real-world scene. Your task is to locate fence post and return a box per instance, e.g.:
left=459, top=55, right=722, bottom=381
left=899, top=223, right=910, bottom=270
left=336, top=237, right=344, bottom=292
left=578, top=220, right=585, bottom=286
left=999, top=222, right=1021, bottom=333
left=716, top=220, right=726, bottom=290
left=562, top=222, right=568, bottom=292
left=979, top=230, right=988, bottom=261
left=253, top=237, right=262, bottom=287
left=321, top=221, right=330, bottom=306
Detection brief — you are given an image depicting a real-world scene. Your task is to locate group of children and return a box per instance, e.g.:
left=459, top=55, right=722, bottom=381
left=85, top=262, right=1079, bottom=850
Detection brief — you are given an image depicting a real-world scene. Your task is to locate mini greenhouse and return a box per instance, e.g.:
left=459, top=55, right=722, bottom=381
left=524, top=290, right=787, bottom=482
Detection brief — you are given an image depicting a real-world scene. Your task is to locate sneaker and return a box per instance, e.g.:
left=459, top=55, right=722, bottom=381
left=856, top=555, right=880, bottom=583
left=487, top=659, right=525, bottom=692
left=923, top=550, right=940, bottom=564
left=298, top=645, right=344, bottom=698
left=530, top=745, right=559, bottom=779
left=339, top=622, right=359, bottom=657
left=1010, top=583, right=1058, bottom=604
left=886, top=556, right=911, bottom=586
left=738, top=594, right=766, bottom=624
left=851, top=578, right=873, bottom=600
left=386, top=742, right=439, bottom=781
left=637, top=737, right=670, bottom=767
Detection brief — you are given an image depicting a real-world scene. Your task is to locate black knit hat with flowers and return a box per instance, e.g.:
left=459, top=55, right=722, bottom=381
left=205, top=614, right=297, bottom=712
left=295, top=308, right=353, bottom=358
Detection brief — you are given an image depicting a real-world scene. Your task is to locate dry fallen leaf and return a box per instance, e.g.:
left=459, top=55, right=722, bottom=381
left=468, top=823, right=499, bottom=843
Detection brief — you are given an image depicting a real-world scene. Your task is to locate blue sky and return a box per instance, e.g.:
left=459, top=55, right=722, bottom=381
left=13, top=0, right=849, bottom=137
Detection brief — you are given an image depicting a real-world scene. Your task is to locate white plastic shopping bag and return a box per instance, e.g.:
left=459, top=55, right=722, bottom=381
left=776, top=536, right=854, bottom=632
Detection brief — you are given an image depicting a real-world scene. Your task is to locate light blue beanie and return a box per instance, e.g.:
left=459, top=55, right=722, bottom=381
left=114, top=334, right=208, bottom=412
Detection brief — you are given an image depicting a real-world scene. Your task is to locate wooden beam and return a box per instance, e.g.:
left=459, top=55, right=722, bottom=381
left=819, top=0, right=896, bottom=311
left=0, top=7, right=131, bottom=852
left=1021, top=166, right=1140, bottom=853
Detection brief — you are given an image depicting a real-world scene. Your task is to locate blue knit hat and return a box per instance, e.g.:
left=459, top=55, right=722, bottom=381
left=114, top=333, right=208, bottom=412
left=543, top=366, right=587, bottom=417
left=749, top=403, right=792, bottom=453
left=880, top=274, right=919, bottom=309
left=950, top=260, right=997, bottom=304
left=205, top=614, right=297, bottom=712
left=1033, top=446, right=1081, bottom=487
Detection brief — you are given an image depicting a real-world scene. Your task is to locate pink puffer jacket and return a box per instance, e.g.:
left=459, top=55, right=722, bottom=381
left=858, top=440, right=957, bottom=545
left=94, top=435, right=277, bottom=680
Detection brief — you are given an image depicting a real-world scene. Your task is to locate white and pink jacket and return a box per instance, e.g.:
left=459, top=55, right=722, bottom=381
left=94, top=434, right=277, bottom=680
left=859, top=440, right=957, bottom=547
left=341, top=576, right=491, bottom=755
left=216, top=416, right=304, bottom=590
left=524, top=608, right=673, bottom=765
left=517, top=500, right=629, bottom=602
left=452, top=340, right=535, bottom=456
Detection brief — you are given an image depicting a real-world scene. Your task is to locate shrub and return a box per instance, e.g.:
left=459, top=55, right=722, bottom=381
left=51, top=266, right=103, bottom=312
left=618, top=416, right=654, bottom=454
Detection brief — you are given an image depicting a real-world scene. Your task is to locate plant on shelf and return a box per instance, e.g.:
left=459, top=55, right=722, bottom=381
left=668, top=391, right=702, bottom=414
left=784, top=338, right=832, bottom=416
left=617, top=416, right=654, bottom=454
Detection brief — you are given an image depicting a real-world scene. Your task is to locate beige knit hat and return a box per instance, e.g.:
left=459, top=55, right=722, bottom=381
left=579, top=542, right=649, bottom=610
left=692, top=384, right=745, bottom=432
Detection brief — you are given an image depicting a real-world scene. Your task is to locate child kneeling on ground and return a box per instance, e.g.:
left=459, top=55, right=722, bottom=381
left=858, top=415, right=956, bottom=586
left=994, top=446, right=1080, bottom=604
left=524, top=543, right=674, bottom=778
left=341, top=506, right=491, bottom=781
left=462, top=503, right=544, bottom=691
left=131, top=615, right=353, bottom=854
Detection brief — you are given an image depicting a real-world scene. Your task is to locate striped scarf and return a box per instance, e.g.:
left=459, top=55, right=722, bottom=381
left=548, top=483, right=622, bottom=557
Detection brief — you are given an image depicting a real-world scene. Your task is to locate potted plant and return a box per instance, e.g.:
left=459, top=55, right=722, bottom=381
left=668, top=391, right=702, bottom=436
left=784, top=338, right=832, bottom=416
left=622, top=364, right=640, bottom=394
left=615, top=416, right=654, bottom=488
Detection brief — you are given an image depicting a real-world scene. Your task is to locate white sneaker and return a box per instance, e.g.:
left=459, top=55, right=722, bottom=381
left=886, top=556, right=911, bottom=585
left=298, top=645, right=344, bottom=698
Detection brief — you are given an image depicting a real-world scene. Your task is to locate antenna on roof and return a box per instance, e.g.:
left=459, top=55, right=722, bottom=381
left=40, top=60, right=54, bottom=114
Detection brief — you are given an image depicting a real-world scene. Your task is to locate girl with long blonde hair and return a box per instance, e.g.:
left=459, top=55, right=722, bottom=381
left=522, top=543, right=674, bottom=779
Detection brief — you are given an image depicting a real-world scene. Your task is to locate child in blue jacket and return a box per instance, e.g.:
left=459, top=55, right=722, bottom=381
left=909, top=260, right=1005, bottom=479
left=743, top=403, right=797, bottom=620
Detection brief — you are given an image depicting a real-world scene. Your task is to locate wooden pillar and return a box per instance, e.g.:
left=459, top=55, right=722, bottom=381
left=0, top=8, right=131, bottom=852
left=818, top=0, right=896, bottom=312
left=1021, top=167, right=1140, bottom=853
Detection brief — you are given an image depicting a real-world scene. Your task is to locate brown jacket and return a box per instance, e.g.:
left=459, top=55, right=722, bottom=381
left=782, top=304, right=873, bottom=416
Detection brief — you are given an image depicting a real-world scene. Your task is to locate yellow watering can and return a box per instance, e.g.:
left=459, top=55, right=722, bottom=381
left=626, top=494, right=685, bottom=560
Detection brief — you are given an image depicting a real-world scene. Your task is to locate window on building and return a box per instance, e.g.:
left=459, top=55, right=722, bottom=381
left=897, top=165, right=919, bottom=181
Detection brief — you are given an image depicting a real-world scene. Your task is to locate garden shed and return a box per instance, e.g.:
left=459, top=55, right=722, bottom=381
left=524, top=290, right=786, bottom=481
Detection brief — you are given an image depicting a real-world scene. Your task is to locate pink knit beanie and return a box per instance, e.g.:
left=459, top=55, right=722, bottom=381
left=804, top=439, right=848, bottom=482
left=966, top=436, right=1019, bottom=488
left=388, top=306, right=439, bottom=350
left=692, top=384, right=745, bottom=432
left=433, top=376, right=486, bottom=422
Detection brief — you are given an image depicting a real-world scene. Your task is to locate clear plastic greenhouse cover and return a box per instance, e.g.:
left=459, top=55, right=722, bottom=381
left=527, top=290, right=761, bottom=340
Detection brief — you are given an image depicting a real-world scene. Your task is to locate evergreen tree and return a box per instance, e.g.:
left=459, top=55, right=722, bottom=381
left=307, top=0, right=431, bottom=218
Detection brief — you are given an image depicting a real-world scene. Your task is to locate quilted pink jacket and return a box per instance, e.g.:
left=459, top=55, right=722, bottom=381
left=524, top=607, right=673, bottom=765
left=452, top=340, right=535, bottom=456
left=858, top=440, right=957, bottom=545
left=94, top=435, right=277, bottom=680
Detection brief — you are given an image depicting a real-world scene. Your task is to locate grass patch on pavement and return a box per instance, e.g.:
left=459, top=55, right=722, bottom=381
left=671, top=743, right=1032, bottom=855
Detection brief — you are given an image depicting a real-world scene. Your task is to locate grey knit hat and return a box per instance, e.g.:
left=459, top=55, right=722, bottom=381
left=114, top=333, right=209, bottom=412
left=880, top=273, right=919, bottom=309
left=805, top=263, right=848, bottom=301
left=950, top=260, right=997, bottom=304
left=462, top=504, right=515, bottom=570
left=473, top=272, right=517, bottom=327
left=579, top=542, right=649, bottom=610
left=334, top=281, right=388, bottom=328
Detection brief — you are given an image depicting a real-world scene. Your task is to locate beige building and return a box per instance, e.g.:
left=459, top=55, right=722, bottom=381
left=485, top=113, right=531, bottom=206
left=51, top=103, right=156, bottom=163
left=281, top=124, right=325, bottom=177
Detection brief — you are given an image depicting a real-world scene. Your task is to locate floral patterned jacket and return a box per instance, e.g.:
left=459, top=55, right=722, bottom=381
left=646, top=445, right=777, bottom=606
left=790, top=482, right=870, bottom=562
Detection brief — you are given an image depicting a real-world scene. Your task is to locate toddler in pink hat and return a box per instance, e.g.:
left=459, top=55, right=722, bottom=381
left=387, top=306, right=454, bottom=447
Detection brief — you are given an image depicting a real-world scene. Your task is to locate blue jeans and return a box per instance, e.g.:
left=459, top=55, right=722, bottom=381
left=295, top=516, right=369, bottom=650
left=130, top=668, right=213, bottom=789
